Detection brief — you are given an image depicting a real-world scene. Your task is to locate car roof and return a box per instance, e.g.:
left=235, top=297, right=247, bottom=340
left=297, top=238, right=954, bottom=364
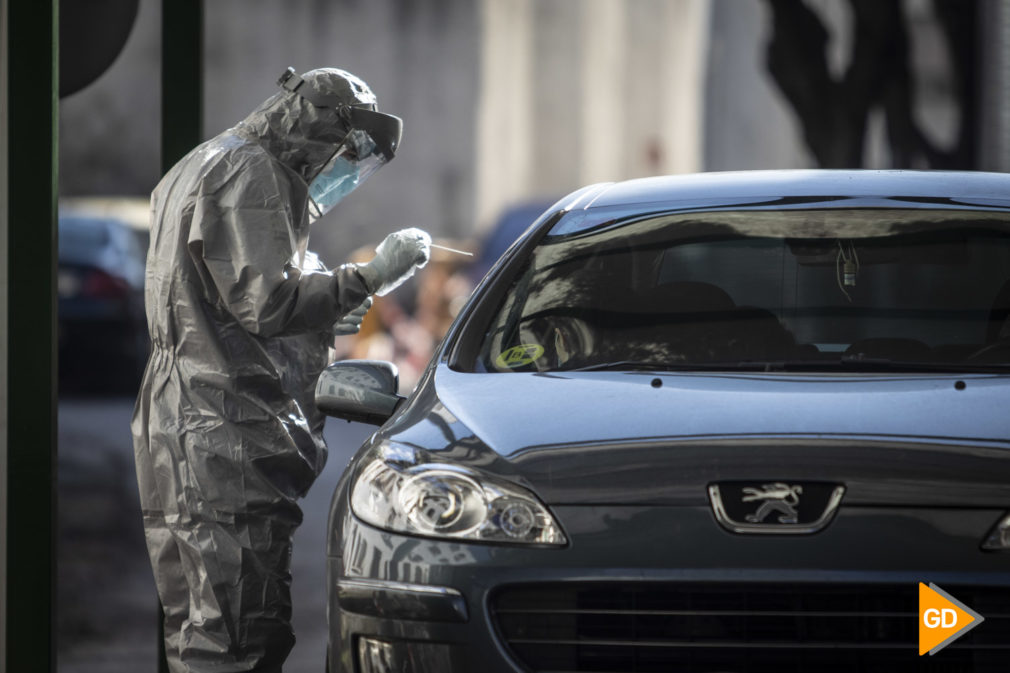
left=571, top=170, right=1010, bottom=212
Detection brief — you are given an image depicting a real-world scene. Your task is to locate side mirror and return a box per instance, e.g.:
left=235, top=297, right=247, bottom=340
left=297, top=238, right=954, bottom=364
left=315, top=360, right=405, bottom=425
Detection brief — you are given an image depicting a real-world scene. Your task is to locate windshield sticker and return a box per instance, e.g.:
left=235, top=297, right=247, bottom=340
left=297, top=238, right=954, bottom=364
left=496, top=344, right=545, bottom=369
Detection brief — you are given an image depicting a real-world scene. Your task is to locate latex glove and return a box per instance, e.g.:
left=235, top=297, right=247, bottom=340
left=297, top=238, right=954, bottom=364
left=358, top=228, right=431, bottom=296
left=333, top=296, right=373, bottom=336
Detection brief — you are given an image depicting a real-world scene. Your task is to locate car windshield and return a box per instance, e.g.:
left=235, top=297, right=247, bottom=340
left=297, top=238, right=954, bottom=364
left=473, top=208, right=1010, bottom=373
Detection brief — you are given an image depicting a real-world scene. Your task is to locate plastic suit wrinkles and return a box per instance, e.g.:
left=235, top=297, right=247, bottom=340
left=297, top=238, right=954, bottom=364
left=131, top=73, right=371, bottom=672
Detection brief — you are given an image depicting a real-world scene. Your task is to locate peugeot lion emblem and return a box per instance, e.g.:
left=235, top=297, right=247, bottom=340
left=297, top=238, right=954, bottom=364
left=709, top=481, right=845, bottom=534
left=743, top=483, right=802, bottom=524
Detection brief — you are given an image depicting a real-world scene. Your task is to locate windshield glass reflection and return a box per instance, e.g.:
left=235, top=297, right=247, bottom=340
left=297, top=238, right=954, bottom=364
left=475, top=209, right=1010, bottom=373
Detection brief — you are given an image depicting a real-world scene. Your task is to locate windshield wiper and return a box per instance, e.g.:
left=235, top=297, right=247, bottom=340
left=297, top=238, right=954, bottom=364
left=567, top=361, right=716, bottom=372
left=565, top=360, right=795, bottom=373
left=834, top=356, right=1010, bottom=373
left=564, top=358, right=1010, bottom=374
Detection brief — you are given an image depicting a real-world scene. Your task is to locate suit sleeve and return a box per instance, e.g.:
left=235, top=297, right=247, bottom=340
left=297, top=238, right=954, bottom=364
left=186, top=154, right=370, bottom=337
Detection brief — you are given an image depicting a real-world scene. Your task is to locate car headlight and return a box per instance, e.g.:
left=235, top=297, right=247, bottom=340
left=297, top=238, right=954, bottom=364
left=350, top=443, right=567, bottom=546
left=981, top=512, right=1010, bottom=550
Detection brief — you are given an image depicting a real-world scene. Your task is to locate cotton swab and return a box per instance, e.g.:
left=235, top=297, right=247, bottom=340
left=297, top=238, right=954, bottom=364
left=430, top=243, right=473, bottom=257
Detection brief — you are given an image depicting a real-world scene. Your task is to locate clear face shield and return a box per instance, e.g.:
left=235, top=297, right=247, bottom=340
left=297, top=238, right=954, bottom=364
left=308, top=128, right=386, bottom=220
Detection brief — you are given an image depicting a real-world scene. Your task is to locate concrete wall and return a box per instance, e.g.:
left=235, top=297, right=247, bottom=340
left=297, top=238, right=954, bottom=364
left=703, top=0, right=814, bottom=171
left=476, top=0, right=535, bottom=232
left=477, top=0, right=711, bottom=232
left=58, top=0, right=161, bottom=197
left=981, top=0, right=1010, bottom=171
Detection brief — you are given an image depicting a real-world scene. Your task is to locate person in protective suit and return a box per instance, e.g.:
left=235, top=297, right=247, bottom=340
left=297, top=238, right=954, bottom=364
left=131, top=67, right=430, bottom=672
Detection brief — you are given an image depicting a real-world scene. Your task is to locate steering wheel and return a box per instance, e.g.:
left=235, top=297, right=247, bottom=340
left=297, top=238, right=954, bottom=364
left=521, top=316, right=594, bottom=370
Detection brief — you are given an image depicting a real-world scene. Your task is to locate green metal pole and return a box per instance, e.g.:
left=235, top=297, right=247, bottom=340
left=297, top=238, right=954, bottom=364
left=162, top=0, right=204, bottom=172
left=157, top=2, right=202, bottom=671
left=6, top=0, right=58, bottom=671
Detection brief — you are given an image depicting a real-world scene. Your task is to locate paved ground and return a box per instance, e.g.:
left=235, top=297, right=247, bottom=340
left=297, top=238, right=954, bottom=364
left=57, top=394, right=374, bottom=673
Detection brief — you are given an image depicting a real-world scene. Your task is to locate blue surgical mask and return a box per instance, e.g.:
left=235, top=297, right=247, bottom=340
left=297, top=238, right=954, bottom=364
left=309, top=154, right=360, bottom=215
left=306, top=129, right=385, bottom=220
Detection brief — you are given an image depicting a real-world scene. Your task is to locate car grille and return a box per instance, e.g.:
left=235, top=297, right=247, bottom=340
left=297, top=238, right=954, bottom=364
left=490, top=582, right=1010, bottom=672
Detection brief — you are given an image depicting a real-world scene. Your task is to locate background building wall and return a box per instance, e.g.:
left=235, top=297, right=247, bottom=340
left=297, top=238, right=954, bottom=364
left=476, top=0, right=536, bottom=235
left=57, top=0, right=1010, bottom=258
left=653, top=0, right=711, bottom=176
left=58, top=0, right=161, bottom=197
left=704, top=0, right=814, bottom=171
left=578, top=0, right=628, bottom=187
left=477, top=0, right=710, bottom=233
left=530, top=1, right=582, bottom=199
left=981, top=0, right=1010, bottom=171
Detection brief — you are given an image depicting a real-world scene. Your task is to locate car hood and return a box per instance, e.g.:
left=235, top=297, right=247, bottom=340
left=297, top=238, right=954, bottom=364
left=435, top=367, right=1010, bottom=448
left=384, top=366, right=1010, bottom=507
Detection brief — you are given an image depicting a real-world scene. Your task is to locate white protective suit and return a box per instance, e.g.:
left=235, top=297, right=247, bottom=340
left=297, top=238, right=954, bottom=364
left=131, top=69, right=398, bottom=672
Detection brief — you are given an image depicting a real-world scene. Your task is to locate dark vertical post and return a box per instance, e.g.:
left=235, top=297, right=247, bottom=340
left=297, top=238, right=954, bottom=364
left=5, top=0, right=58, bottom=671
left=162, top=0, right=204, bottom=172
left=157, top=2, right=202, bottom=671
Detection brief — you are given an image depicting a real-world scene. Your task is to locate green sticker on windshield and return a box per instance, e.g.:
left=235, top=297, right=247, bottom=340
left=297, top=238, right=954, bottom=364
left=496, top=344, right=545, bottom=369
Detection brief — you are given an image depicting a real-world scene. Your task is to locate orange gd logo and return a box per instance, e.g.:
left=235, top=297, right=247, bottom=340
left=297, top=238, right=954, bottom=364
left=918, top=583, right=985, bottom=656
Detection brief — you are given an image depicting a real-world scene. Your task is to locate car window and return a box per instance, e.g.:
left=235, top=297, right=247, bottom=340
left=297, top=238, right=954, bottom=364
left=473, top=208, right=1010, bottom=372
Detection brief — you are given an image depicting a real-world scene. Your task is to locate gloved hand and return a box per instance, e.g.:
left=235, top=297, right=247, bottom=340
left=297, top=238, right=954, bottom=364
left=333, top=296, right=373, bottom=336
left=358, top=228, right=431, bottom=296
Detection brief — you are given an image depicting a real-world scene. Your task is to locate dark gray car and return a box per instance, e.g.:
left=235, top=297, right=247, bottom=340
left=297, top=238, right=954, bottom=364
left=58, top=213, right=148, bottom=391
left=318, top=170, right=1010, bottom=673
